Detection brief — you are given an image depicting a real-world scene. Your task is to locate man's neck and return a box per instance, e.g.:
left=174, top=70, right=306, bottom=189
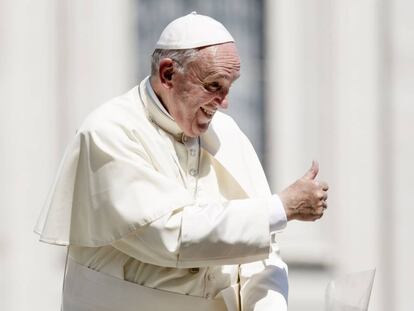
left=149, top=76, right=170, bottom=114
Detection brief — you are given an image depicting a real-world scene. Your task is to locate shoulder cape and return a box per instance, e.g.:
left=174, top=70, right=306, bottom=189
left=34, top=83, right=271, bottom=246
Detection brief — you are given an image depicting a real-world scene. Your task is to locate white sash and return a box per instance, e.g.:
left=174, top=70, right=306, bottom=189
left=62, top=258, right=238, bottom=311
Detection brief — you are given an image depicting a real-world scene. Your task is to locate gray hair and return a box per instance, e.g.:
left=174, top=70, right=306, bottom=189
left=150, top=48, right=199, bottom=77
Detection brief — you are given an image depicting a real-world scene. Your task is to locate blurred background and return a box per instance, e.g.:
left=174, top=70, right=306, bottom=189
left=0, top=0, right=413, bottom=310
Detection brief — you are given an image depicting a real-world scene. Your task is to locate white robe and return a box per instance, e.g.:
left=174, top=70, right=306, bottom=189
left=35, top=77, right=289, bottom=310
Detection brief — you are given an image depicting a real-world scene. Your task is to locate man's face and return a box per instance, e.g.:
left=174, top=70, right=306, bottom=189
left=167, top=43, right=241, bottom=137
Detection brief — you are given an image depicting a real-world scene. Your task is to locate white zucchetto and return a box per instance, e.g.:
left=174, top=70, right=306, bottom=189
left=155, top=12, right=234, bottom=50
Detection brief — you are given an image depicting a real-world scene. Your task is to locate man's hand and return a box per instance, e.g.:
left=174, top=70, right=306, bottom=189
left=278, top=161, right=329, bottom=221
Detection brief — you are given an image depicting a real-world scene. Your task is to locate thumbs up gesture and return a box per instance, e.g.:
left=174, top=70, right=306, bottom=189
left=278, top=161, right=329, bottom=221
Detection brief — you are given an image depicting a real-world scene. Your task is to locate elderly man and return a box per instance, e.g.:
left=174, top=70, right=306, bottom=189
left=35, top=12, right=328, bottom=311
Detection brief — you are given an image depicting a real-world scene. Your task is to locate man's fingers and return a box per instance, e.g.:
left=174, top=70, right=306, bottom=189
left=319, top=181, right=329, bottom=191
left=303, top=160, right=319, bottom=180
left=315, top=204, right=327, bottom=219
left=319, top=191, right=328, bottom=201
left=316, top=200, right=327, bottom=209
left=311, top=214, right=323, bottom=221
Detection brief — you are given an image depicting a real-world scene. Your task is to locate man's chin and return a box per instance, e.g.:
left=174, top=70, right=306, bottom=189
left=197, top=122, right=211, bottom=135
left=186, top=123, right=210, bottom=137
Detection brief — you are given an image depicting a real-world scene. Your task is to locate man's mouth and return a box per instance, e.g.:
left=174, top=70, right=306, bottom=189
left=201, top=107, right=216, bottom=117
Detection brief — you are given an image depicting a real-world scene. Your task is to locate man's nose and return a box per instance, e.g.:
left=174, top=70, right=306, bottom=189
left=216, top=94, right=229, bottom=109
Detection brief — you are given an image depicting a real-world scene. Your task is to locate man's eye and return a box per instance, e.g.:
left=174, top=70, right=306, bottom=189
left=205, top=82, right=221, bottom=92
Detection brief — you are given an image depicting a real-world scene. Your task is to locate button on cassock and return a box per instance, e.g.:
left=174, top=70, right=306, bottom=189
left=189, top=267, right=199, bottom=274
left=189, top=169, right=198, bottom=176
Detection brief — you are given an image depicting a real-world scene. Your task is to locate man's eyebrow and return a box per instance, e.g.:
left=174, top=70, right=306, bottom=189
left=204, top=72, right=240, bottom=81
left=203, top=73, right=227, bottom=80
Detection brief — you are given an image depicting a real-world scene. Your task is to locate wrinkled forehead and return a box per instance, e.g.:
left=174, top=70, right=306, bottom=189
left=191, top=43, right=241, bottom=78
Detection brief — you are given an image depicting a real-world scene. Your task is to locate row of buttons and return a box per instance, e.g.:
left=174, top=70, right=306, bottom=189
left=182, top=135, right=213, bottom=300
left=188, top=267, right=214, bottom=298
left=182, top=135, right=199, bottom=178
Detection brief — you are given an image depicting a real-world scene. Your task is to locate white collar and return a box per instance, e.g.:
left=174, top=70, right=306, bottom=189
left=142, top=77, right=184, bottom=141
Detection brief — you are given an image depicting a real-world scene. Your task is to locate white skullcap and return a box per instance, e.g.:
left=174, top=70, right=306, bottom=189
left=155, top=12, right=234, bottom=50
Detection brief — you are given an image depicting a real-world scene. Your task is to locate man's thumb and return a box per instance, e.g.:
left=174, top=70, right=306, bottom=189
left=303, top=160, right=319, bottom=180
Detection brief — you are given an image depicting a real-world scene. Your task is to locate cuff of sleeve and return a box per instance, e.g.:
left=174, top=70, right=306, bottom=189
left=269, top=194, right=287, bottom=232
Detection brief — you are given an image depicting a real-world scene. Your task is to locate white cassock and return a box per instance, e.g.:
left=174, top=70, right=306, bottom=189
left=35, top=77, right=289, bottom=311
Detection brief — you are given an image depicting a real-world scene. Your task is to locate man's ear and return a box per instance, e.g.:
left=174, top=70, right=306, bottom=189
left=159, top=58, right=175, bottom=88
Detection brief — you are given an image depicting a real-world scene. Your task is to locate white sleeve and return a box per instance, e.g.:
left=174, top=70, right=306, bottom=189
left=269, top=195, right=287, bottom=232
left=112, top=196, right=276, bottom=268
